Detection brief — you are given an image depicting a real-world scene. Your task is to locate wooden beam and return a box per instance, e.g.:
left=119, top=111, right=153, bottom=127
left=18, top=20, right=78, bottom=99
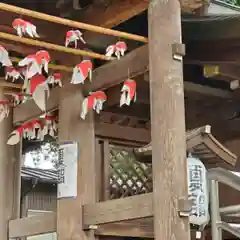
left=0, top=3, right=147, bottom=43
left=78, top=0, right=148, bottom=29
left=13, top=45, right=148, bottom=124
left=13, top=87, right=59, bottom=124
left=95, top=122, right=150, bottom=143
left=0, top=32, right=113, bottom=61
left=186, top=45, right=240, bottom=64
left=83, top=193, right=153, bottom=226
left=8, top=213, right=56, bottom=238
left=148, top=1, right=190, bottom=240
left=13, top=44, right=233, bottom=124
left=144, top=73, right=232, bottom=99
left=95, top=218, right=207, bottom=239
left=185, top=82, right=232, bottom=99
left=95, top=218, right=154, bottom=238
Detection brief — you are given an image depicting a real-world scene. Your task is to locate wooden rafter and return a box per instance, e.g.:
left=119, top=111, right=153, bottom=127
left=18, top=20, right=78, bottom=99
left=0, top=3, right=148, bottom=43
left=78, top=0, right=149, bottom=29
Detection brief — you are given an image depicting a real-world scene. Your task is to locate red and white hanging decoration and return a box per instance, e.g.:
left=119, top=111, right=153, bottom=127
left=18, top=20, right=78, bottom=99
left=7, top=115, right=57, bottom=145
left=105, top=44, right=116, bottom=58
left=5, top=66, right=21, bottom=82
left=12, top=18, right=40, bottom=38
left=71, top=60, right=93, bottom=84
left=0, top=100, right=10, bottom=123
left=18, top=50, right=51, bottom=80
left=120, top=79, right=136, bottom=107
left=0, top=45, right=13, bottom=67
left=105, top=41, right=127, bottom=59
left=46, top=73, right=63, bottom=87
left=81, top=91, right=107, bottom=120
left=41, top=115, right=57, bottom=138
left=24, top=74, right=49, bottom=111
left=115, top=41, right=127, bottom=59
left=65, top=30, right=86, bottom=48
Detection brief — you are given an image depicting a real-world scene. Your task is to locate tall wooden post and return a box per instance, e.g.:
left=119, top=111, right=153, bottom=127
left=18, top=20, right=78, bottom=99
left=0, top=88, right=21, bottom=239
left=148, top=0, right=190, bottom=240
left=57, top=87, right=98, bottom=240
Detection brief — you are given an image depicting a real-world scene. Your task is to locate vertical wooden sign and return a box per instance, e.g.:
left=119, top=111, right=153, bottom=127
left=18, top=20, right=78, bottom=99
left=57, top=142, right=79, bottom=199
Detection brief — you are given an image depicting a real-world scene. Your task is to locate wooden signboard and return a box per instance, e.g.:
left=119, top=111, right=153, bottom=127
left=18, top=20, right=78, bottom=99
left=57, top=142, right=79, bottom=199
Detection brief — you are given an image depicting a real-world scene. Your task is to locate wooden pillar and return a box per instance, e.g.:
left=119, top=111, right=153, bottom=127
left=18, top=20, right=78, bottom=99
left=148, top=0, right=190, bottom=240
left=57, top=87, right=98, bottom=240
left=0, top=88, right=21, bottom=239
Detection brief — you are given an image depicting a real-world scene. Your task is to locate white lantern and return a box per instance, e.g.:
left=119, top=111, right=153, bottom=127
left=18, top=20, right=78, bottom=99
left=187, top=155, right=209, bottom=227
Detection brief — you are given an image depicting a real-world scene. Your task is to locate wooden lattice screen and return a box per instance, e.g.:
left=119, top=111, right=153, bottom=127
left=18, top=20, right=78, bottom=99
left=109, top=146, right=152, bottom=199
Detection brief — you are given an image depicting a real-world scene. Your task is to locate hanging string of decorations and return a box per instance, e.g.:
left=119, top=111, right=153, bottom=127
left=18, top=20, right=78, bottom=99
left=7, top=114, right=58, bottom=145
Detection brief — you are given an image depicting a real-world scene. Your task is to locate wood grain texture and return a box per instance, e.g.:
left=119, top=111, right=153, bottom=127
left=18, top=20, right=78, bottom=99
left=148, top=0, right=190, bottom=239
left=0, top=91, right=19, bottom=239
left=83, top=193, right=153, bottom=225
left=9, top=213, right=56, bottom=238
left=57, top=87, right=98, bottom=240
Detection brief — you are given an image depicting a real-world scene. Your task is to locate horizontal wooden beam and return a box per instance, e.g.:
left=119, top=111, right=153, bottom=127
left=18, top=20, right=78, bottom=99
left=95, top=218, right=154, bottom=238
left=83, top=193, right=153, bottom=226
left=13, top=44, right=233, bottom=124
left=13, top=87, right=59, bottom=125
left=95, top=218, right=205, bottom=239
left=8, top=213, right=56, bottom=238
left=185, top=82, right=232, bottom=99
left=186, top=41, right=240, bottom=64
left=13, top=45, right=148, bottom=124
left=79, top=0, right=148, bottom=29
left=95, top=122, right=150, bottom=143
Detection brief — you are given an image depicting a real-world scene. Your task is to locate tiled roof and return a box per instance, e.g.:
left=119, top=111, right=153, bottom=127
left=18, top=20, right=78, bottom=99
left=21, top=167, right=58, bottom=183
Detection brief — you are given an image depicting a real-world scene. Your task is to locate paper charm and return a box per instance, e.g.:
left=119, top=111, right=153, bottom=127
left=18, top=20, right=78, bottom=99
left=0, top=100, right=10, bottom=123
left=115, top=41, right=127, bottom=59
left=12, top=18, right=40, bottom=38
left=105, top=44, right=116, bottom=58
left=46, top=73, right=62, bottom=87
left=41, top=115, right=57, bottom=139
left=5, top=66, right=21, bottom=82
left=7, top=125, right=24, bottom=145
left=120, top=79, right=136, bottom=107
left=35, top=50, right=51, bottom=74
left=0, top=45, right=12, bottom=67
left=27, top=74, right=49, bottom=111
left=65, top=30, right=86, bottom=48
left=18, top=50, right=50, bottom=80
left=23, top=120, right=43, bottom=140
left=81, top=91, right=107, bottom=120
left=18, top=54, right=41, bottom=80
left=71, top=60, right=93, bottom=84
left=7, top=119, right=43, bottom=145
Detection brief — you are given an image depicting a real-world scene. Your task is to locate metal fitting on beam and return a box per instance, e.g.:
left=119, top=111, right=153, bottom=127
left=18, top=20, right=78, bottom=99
left=83, top=224, right=98, bottom=231
left=172, top=43, right=185, bottom=62
left=178, top=197, right=192, bottom=217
